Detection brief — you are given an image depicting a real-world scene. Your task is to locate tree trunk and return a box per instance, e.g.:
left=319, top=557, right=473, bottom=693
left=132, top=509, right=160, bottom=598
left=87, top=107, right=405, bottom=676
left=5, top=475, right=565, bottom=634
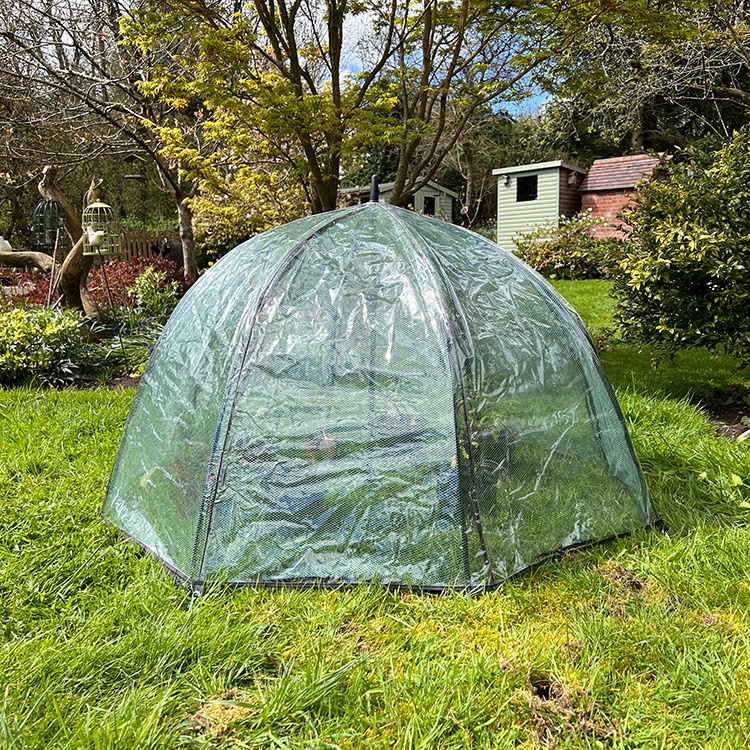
left=37, top=167, right=102, bottom=320
left=0, top=249, right=58, bottom=272
left=462, top=143, right=478, bottom=227
left=8, top=186, right=30, bottom=241
left=177, top=199, right=198, bottom=280
left=59, top=236, right=98, bottom=317
left=154, top=156, right=198, bottom=280
left=631, top=104, right=646, bottom=150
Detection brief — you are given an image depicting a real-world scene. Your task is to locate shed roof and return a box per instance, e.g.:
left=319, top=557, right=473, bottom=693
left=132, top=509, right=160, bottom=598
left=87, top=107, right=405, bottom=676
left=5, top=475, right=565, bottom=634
left=341, top=179, right=459, bottom=199
left=578, top=154, right=661, bottom=193
left=492, top=160, right=586, bottom=176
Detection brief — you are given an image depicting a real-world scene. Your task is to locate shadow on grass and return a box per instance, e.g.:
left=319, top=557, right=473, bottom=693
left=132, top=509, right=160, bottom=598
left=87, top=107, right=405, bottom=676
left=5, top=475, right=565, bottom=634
left=603, top=344, right=750, bottom=406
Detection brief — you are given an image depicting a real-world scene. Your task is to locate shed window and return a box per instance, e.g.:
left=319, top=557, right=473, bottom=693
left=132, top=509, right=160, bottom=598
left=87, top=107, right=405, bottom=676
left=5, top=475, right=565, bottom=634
left=516, top=175, right=538, bottom=202
left=423, top=196, right=436, bottom=215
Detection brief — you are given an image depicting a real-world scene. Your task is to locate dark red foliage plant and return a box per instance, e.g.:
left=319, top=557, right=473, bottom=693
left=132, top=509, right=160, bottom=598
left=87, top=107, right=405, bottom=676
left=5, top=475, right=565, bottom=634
left=6, top=257, right=192, bottom=309
left=88, top=258, right=191, bottom=308
left=6, top=272, right=52, bottom=306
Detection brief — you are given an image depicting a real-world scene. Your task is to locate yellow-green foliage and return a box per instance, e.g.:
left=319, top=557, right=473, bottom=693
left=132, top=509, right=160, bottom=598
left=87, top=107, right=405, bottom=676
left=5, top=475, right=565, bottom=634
left=0, top=306, right=85, bottom=384
left=191, top=170, right=307, bottom=262
left=614, top=132, right=750, bottom=364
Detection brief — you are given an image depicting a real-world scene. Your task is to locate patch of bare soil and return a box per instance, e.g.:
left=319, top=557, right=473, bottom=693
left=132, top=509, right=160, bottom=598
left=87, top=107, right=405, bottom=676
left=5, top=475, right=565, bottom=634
left=105, top=374, right=141, bottom=389
left=527, top=677, right=617, bottom=749
left=705, top=398, right=750, bottom=441
left=699, top=611, right=740, bottom=634
left=77, top=375, right=141, bottom=390
left=598, top=563, right=646, bottom=592
left=597, top=563, right=647, bottom=618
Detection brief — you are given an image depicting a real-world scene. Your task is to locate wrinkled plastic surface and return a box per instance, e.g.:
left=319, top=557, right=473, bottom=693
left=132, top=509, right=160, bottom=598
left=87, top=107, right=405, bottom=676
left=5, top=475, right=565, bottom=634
left=103, top=203, right=657, bottom=590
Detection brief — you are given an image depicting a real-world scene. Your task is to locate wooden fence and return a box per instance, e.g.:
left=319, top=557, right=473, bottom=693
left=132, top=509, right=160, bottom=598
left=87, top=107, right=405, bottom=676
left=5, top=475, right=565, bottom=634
left=120, top=230, right=181, bottom=261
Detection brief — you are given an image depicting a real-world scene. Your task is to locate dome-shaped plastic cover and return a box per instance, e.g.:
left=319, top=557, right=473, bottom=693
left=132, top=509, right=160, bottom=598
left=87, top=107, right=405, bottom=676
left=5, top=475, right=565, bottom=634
left=103, top=204, right=658, bottom=591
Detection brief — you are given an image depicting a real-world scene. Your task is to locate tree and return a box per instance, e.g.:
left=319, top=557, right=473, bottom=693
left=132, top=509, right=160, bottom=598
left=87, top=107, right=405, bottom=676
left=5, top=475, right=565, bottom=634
left=612, top=131, right=750, bottom=364
left=543, top=1, right=750, bottom=153
left=0, top=166, right=109, bottom=318
left=439, top=109, right=555, bottom=226
left=123, top=0, right=635, bottom=215
left=0, top=0, right=204, bottom=278
left=191, top=168, right=307, bottom=261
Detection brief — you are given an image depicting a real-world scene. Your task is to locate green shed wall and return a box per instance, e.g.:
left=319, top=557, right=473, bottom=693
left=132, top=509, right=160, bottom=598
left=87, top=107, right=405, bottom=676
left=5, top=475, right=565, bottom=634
left=380, top=186, right=454, bottom=221
left=496, top=167, right=560, bottom=251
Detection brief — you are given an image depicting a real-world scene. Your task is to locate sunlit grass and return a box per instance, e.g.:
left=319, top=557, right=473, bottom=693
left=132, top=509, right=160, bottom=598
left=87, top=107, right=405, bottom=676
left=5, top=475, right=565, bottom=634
left=0, top=281, right=749, bottom=748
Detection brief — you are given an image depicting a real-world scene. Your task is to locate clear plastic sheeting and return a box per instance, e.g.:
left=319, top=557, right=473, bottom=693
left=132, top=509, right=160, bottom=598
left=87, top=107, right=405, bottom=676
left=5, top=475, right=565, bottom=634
left=103, top=203, right=659, bottom=591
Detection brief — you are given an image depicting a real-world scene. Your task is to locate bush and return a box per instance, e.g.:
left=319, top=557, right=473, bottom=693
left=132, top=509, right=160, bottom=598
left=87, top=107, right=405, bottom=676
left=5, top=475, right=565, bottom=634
left=7, top=257, right=190, bottom=309
left=0, top=261, right=189, bottom=384
left=471, top=219, right=497, bottom=242
left=97, top=266, right=182, bottom=376
left=126, top=267, right=179, bottom=321
left=89, top=257, right=190, bottom=308
left=514, top=212, right=624, bottom=280
left=0, top=306, right=91, bottom=385
left=612, top=132, right=750, bottom=364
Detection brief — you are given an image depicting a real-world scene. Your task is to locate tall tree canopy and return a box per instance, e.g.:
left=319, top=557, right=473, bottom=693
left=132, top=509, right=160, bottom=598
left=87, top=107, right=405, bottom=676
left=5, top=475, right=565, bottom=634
left=544, top=0, right=750, bottom=152
left=0, top=0, right=205, bottom=277
left=123, top=0, right=656, bottom=214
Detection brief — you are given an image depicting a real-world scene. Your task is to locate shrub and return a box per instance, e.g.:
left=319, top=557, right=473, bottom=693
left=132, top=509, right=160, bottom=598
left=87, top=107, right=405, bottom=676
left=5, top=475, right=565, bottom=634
left=0, top=306, right=91, bottom=385
left=6, top=272, right=57, bottom=306
left=471, top=219, right=497, bottom=242
left=612, top=132, right=750, bottom=364
left=1, top=260, right=190, bottom=383
left=99, top=319, right=164, bottom=377
left=514, top=212, right=624, bottom=280
left=7, top=257, right=190, bottom=309
left=126, top=266, right=179, bottom=321
left=98, top=267, right=181, bottom=376
left=89, top=257, right=190, bottom=308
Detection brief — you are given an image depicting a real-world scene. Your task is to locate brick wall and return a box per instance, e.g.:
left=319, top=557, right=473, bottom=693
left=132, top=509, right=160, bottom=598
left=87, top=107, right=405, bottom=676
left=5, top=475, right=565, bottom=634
left=581, top=189, right=635, bottom=239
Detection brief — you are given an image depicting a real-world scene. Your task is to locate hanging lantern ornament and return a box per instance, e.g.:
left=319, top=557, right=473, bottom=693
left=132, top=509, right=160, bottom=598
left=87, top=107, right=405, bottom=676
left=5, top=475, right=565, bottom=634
left=32, top=199, right=69, bottom=251
left=81, top=201, right=121, bottom=257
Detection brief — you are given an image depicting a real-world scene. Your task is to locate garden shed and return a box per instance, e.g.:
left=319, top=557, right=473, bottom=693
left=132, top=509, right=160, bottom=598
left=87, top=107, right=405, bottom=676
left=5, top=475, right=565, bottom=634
left=577, top=154, right=662, bottom=239
left=492, top=160, right=587, bottom=250
left=341, top=179, right=457, bottom=221
left=103, top=202, right=658, bottom=592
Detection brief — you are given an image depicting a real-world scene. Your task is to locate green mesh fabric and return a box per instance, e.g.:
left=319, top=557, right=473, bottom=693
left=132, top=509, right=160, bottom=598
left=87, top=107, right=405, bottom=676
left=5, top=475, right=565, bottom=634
left=103, top=203, right=657, bottom=590
left=393, top=211, right=652, bottom=582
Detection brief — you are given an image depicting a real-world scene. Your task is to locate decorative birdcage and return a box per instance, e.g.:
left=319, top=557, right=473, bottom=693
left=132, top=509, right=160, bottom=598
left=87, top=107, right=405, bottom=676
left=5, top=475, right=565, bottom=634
left=32, top=199, right=69, bottom=251
left=81, top=201, right=121, bottom=256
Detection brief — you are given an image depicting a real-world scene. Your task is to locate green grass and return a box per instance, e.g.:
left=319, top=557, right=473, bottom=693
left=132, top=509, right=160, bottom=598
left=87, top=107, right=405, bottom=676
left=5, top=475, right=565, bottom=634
left=552, top=279, right=750, bottom=402
left=1, top=281, right=750, bottom=749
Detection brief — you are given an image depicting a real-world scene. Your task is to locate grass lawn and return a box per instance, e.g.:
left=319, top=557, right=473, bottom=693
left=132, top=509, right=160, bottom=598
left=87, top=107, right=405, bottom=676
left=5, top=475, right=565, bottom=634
left=1, top=280, right=750, bottom=748
left=553, top=279, right=750, bottom=402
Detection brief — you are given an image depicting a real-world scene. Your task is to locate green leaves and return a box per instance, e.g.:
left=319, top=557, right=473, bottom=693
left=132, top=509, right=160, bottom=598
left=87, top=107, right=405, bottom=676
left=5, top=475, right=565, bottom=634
left=121, top=0, right=610, bottom=214
left=514, top=212, right=622, bottom=280
left=0, top=306, right=88, bottom=386
left=613, top=132, right=750, bottom=365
